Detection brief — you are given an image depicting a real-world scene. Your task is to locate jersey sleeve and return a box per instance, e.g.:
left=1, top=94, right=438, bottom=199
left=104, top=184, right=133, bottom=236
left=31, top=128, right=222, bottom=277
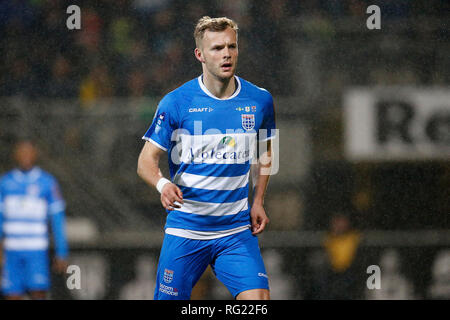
left=142, top=93, right=180, bottom=151
left=48, top=177, right=66, bottom=215
left=0, top=179, right=4, bottom=239
left=259, top=92, right=276, bottom=141
left=47, top=177, right=69, bottom=258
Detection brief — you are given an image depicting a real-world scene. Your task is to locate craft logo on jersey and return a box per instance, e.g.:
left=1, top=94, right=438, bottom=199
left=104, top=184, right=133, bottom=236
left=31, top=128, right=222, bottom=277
left=242, top=114, right=255, bottom=130
left=163, top=269, right=174, bottom=283
left=189, top=107, right=214, bottom=113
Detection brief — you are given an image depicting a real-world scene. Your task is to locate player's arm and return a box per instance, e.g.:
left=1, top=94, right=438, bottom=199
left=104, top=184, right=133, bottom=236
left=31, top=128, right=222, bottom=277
left=49, top=209, right=69, bottom=273
left=0, top=185, right=4, bottom=264
left=48, top=181, right=69, bottom=273
left=250, top=139, right=272, bottom=235
left=137, top=141, right=183, bottom=210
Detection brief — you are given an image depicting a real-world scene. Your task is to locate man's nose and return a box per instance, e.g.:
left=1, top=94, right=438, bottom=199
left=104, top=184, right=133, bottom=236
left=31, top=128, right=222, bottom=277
left=223, top=47, right=231, bottom=58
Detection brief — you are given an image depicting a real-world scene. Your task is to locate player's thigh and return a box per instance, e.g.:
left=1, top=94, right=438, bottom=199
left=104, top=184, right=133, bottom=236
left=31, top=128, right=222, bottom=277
left=1, top=251, right=26, bottom=296
left=154, top=234, right=212, bottom=300
left=212, top=230, right=269, bottom=299
left=24, top=250, right=50, bottom=292
left=236, top=288, right=270, bottom=300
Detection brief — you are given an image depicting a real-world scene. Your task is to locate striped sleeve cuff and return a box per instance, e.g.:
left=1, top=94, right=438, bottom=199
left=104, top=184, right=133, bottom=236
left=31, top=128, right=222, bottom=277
left=142, top=136, right=168, bottom=151
left=49, top=201, right=66, bottom=214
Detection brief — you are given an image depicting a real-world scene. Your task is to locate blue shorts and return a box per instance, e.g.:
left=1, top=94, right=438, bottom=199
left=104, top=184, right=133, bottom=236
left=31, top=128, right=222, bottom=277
left=1, top=250, right=50, bottom=296
left=154, top=229, right=269, bottom=300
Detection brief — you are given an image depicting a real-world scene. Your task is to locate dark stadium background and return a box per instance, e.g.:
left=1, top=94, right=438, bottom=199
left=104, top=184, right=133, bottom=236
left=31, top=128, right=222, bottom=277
left=0, top=0, right=449, bottom=300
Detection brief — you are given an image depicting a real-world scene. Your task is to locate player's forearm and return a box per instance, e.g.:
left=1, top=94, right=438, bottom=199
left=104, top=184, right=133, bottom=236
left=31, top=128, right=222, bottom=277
left=253, top=140, right=272, bottom=206
left=137, top=148, right=165, bottom=188
left=253, top=171, right=270, bottom=206
left=253, top=158, right=272, bottom=206
left=0, top=210, right=3, bottom=239
left=50, top=211, right=68, bottom=259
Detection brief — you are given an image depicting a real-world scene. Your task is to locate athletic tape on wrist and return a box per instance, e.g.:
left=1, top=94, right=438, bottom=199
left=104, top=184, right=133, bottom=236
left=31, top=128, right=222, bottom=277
left=156, top=178, right=171, bottom=193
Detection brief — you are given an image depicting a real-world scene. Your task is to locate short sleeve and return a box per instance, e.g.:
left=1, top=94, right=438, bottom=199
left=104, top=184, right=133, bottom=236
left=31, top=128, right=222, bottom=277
left=0, top=179, right=3, bottom=238
left=0, top=179, right=3, bottom=215
left=48, top=178, right=66, bottom=215
left=142, top=93, right=180, bottom=151
left=259, top=92, right=276, bottom=141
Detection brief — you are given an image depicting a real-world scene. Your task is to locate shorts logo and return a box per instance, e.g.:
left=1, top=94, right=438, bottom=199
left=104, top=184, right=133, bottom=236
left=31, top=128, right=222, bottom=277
left=242, top=114, right=255, bottom=131
left=159, top=283, right=178, bottom=296
left=163, top=269, right=174, bottom=283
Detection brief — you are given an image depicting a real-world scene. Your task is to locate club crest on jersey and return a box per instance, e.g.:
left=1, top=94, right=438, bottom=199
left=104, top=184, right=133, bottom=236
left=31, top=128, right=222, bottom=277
left=241, top=114, right=255, bottom=131
left=163, top=269, right=174, bottom=283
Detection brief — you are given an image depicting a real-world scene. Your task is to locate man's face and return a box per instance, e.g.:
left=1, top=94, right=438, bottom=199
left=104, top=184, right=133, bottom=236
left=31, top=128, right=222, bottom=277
left=14, top=142, right=38, bottom=170
left=196, top=27, right=238, bottom=81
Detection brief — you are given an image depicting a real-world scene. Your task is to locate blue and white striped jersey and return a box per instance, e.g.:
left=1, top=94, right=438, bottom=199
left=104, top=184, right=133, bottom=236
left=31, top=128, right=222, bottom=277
left=142, top=75, right=276, bottom=238
left=0, top=167, right=68, bottom=256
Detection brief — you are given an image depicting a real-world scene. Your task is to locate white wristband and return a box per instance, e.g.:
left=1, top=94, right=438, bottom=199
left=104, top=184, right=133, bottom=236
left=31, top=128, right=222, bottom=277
left=156, top=178, right=171, bottom=194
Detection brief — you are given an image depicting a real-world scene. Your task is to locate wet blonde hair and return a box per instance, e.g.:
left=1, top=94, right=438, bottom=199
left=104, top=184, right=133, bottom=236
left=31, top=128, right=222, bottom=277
left=194, top=16, right=238, bottom=48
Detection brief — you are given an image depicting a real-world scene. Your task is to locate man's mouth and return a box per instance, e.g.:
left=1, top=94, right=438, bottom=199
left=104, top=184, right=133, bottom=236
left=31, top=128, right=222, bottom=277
left=221, top=62, right=232, bottom=70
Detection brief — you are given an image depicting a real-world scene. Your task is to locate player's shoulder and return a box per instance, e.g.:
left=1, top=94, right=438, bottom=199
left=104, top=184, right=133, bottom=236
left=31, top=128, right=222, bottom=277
left=0, top=169, right=17, bottom=183
left=36, top=168, right=58, bottom=184
left=0, top=171, right=12, bottom=185
left=162, top=78, right=199, bottom=103
left=157, top=78, right=198, bottom=114
left=238, top=77, right=273, bottom=102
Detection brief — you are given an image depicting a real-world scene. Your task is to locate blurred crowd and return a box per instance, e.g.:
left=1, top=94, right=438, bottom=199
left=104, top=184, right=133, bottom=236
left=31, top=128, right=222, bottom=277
left=1, top=0, right=448, bottom=104
left=0, top=0, right=295, bottom=102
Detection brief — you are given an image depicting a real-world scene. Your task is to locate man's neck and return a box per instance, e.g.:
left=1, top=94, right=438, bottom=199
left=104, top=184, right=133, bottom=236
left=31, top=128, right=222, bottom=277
left=18, top=166, right=36, bottom=173
left=202, top=72, right=236, bottom=99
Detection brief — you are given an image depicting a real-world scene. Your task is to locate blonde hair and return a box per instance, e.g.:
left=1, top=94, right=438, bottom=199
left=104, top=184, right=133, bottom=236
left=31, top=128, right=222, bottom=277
left=194, top=16, right=238, bottom=48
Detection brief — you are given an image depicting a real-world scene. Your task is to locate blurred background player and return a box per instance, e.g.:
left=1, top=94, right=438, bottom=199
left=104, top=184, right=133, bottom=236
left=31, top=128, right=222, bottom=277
left=137, top=16, right=275, bottom=300
left=321, top=213, right=364, bottom=299
left=0, top=139, right=68, bottom=300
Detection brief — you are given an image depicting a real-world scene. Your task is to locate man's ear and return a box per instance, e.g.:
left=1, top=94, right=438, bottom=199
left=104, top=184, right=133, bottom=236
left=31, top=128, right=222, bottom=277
left=194, top=47, right=205, bottom=63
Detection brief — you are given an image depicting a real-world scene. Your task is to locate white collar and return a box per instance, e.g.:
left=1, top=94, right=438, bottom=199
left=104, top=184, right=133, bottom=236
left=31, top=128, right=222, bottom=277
left=12, top=167, right=41, bottom=183
left=198, top=75, right=241, bottom=100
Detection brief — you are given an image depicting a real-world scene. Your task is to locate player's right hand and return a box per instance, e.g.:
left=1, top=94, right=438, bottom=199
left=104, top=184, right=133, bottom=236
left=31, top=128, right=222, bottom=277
left=52, top=258, right=68, bottom=274
left=160, top=183, right=184, bottom=211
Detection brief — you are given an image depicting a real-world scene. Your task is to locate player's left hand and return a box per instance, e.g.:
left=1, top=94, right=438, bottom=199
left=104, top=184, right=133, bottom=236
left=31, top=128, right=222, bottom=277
left=52, top=258, right=68, bottom=274
left=250, top=203, right=270, bottom=235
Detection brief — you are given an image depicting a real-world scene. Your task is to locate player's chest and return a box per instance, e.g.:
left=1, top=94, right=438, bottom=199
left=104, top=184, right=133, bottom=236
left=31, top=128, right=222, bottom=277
left=3, top=180, right=47, bottom=199
left=181, top=103, right=262, bottom=133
